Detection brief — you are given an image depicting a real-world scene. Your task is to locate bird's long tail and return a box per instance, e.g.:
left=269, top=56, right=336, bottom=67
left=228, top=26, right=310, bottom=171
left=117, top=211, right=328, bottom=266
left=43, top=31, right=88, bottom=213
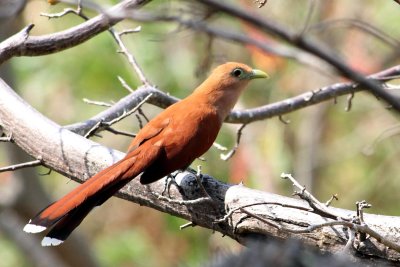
left=23, top=146, right=161, bottom=246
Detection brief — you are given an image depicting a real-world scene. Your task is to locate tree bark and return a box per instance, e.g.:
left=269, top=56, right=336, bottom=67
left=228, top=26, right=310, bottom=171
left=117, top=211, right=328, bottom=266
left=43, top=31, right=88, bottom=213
left=1, top=78, right=399, bottom=265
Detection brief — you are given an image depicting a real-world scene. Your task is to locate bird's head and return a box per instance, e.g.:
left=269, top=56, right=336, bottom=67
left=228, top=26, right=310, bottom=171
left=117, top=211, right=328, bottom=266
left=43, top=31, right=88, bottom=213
left=210, top=62, right=268, bottom=90
left=193, top=62, right=268, bottom=121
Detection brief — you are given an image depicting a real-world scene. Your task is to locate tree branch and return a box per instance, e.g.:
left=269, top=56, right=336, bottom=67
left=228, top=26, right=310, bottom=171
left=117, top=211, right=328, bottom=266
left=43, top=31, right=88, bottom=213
left=65, top=64, right=400, bottom=137
left=0, top=78, right=399, bottom=264
left=0, top=0, right=149, bottom=65
left=197, top=0, right=400, bottom=112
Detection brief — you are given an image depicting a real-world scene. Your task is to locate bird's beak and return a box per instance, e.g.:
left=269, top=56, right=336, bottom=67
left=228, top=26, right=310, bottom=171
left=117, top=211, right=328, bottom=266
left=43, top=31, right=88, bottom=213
left=249, top=69, right=269, bottom=79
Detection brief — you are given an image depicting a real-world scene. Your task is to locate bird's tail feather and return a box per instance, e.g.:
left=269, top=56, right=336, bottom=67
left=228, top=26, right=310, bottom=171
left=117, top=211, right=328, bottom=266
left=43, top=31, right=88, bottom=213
left=41, top=177, right=129, bottom=246
left=23, top=143, right=163, bottom=246
left=23, top=156, right=138, bottom=235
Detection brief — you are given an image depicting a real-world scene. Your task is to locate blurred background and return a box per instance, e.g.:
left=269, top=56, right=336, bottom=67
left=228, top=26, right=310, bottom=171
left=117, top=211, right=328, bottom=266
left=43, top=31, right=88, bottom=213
left=0, top=0, right=400, bottom=266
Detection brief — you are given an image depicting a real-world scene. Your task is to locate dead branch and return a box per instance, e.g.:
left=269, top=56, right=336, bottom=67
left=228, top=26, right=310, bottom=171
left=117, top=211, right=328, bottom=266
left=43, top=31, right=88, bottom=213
left=0, top=159, right=42, bottom=173
left=0, top=78, right=399, bottom=264
left=64, top=64, right=400, bottom=136
left=220, top=124, right=247, bottom=161
left=123, top=11, right=336, bottom=75
left=198, top=0, right=400, bottom=112
left=0, top=0, right=149, bottom=65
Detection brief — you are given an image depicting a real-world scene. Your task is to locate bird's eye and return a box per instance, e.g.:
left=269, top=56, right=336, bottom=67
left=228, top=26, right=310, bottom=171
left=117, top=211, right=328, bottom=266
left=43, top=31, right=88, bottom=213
left=232, top=68, right=243, bottom=77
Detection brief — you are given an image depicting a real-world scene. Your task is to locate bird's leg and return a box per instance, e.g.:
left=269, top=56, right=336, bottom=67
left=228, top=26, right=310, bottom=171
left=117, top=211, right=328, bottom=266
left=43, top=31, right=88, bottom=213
left=161, top=173, right=178, bottom=197
left=195, top=165, right=212, bottom=200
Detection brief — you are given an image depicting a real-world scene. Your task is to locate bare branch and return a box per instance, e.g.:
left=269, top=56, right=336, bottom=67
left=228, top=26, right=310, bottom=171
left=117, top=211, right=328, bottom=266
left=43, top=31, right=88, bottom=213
left=309, top=19, right=400, bottom=48
left=345, top=92, right=355, bottom=112
left=118, top=76, right=135, bottom=93
left=105, top=127, right=136, bottom=138
left=1, top=78, right=399, bottom=262
left=64, top=65, right=400, bottom=137
left=125, top=11, right=336, bottom=75
left=41, top=1, right=150, bottom=85
left=152, top=191, right=212, bottom=205
left=254, top=0, right=268, bottom=8
left=83, top=92, right=153, bottom=138
left=82, top=98, right=112, bottom=107
left=0, top=160, right=41, bottom=173
left=107, top=92, right=153, bottom=125
left=324, top=194, right=338, bottom=207
left=300, top=0, right=317, bottom=35
left=212, top=142, right=228, bottom=151
left=214, top=201, right=313, bottom=224
left=220, top=124, right=247, bottom=161
left=281, top=173, right=347, bottom=220
left=197, top=0, right=400, bottom=112
left=0, top=0, right=150, bottom=64
left=110, top=28, right=150, bottom=85
left=278, top=115, right=290, bottom=124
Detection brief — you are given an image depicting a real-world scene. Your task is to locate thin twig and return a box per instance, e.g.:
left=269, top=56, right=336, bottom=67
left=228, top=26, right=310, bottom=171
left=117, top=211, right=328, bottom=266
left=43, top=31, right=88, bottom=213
left=300, top=0, right=316, bottom=35
left=345, top=92, right=354, bottom=112
left=0, top=159, right=42, bottom=172
left=241, top=207, right=400, bottom=253
left=309, top=19, right=400, bottom=48
left=213, top=142, right=228, bottom=151
left=106, top=127, right=137, bottom=138
left=41, top=8, right=88, bottom=20
left=110, top=28, right=150, bottom=85
left=281, top=173, right=348, bottom=220
left=108, top=93, right=153, bottom=125
left=83, top=98, right=113, bottom=107
left=214, top=201, right=313, bottom=223
left=85, top=92, right=153, bottom=138
left=356, top=200, right=371, bottom=225
left=153, top=191, right=212, bottom=205
left=0, top=133, right=12, bottom=142
left=119, top=26, right=142, bottom=35
left=41, top=1, right=150, bottom=86
left=279, top=115, right=291, bottom=124
left=118, top=76, right=135, bottom=93
left=325, top=194, right=339, bottom=207
left=362, top=124, right=400, bottom=155
left=254, top=0, right=268, bottom=8
left=135, top=113, right=144, bottom=129
left=195, top=165, right=213, bottom=199
left=137, top=107, right=150, bottom=123
left=180, top=222, right=196, bottom=230
left=84, top=120, right=103, bottom=139
left=220, top=124, right=247, bottom=161
left=344, top=227, right=356, bottom=253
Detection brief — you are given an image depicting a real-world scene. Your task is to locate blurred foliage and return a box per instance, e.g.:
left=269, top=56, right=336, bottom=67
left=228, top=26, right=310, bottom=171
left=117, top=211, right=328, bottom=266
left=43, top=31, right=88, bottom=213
left=0, top=238, right=28, bottom=267
left=1, top=0, right=400, bottom=266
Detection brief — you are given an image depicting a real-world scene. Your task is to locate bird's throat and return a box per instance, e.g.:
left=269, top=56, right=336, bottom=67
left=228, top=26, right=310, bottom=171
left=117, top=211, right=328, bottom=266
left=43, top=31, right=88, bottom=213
left=192, top=83, right=246, bottom=122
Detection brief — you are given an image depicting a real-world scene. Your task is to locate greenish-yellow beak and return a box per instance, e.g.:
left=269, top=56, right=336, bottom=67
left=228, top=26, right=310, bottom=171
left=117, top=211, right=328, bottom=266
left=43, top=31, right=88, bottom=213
left=249, top=69, right=269, bottom=79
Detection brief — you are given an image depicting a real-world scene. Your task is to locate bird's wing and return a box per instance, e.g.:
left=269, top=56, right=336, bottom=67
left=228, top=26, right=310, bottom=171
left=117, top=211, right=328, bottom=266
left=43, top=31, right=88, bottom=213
left=126, top=117, right=171, bottom=153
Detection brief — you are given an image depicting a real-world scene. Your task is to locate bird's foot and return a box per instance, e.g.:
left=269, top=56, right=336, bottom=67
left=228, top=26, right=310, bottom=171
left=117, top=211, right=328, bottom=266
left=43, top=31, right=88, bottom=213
left=195, top=165, right=212, bottom=199
left=161, top=173, right=178, bottom=197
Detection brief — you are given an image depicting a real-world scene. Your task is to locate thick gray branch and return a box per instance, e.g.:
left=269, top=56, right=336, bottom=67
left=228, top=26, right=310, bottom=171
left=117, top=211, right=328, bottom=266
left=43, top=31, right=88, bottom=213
left=0, top=78, right=399, bottom=264
left=0, top=0, right=149, bottom=64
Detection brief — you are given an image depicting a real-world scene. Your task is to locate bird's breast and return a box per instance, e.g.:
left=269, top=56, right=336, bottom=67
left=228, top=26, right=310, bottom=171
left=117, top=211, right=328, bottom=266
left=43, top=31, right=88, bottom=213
left=161, top=105, right=221, bottom=163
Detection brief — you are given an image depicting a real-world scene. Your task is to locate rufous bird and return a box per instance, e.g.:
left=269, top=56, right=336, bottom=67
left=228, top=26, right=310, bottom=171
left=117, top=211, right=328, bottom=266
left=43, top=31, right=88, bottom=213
left=23, top=62, right=268, bottom=246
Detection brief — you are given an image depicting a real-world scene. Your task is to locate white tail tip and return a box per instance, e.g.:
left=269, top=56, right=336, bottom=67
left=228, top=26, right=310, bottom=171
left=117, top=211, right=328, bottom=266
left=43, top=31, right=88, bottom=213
left=23, top=221, right=46, bottom=233
left=41, top=236, right=64, bottom=246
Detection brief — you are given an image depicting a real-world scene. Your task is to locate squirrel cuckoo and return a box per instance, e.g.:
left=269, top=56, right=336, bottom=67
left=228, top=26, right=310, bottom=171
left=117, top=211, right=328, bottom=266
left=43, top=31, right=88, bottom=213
left=23, top=62, right=268, bottom=246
